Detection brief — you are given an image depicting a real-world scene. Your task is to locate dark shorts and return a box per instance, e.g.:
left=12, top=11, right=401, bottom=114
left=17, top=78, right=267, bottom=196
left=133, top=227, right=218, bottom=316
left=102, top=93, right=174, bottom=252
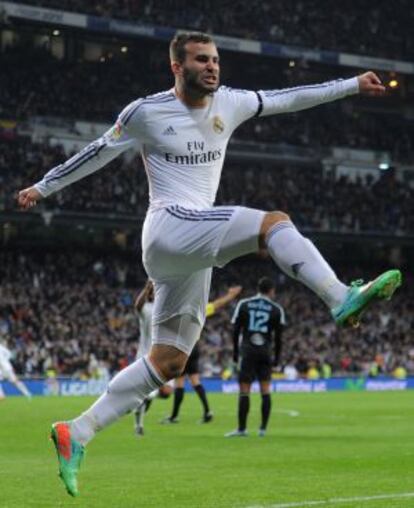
left=183, top=343, right=200, bottom=375
left=238, top=349, right=272, bottom=384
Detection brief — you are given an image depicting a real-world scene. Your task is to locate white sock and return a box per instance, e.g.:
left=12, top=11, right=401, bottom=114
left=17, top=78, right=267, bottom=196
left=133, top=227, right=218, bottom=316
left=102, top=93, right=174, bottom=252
left=266, top=221, right=348, bottom=308
left=137, top=403, right=146, bottom=428
left=14, top=380, right=31, bottom=398
left=70, top=356, right=165, bottom=445
left=147, top=388, right=159, bottom=400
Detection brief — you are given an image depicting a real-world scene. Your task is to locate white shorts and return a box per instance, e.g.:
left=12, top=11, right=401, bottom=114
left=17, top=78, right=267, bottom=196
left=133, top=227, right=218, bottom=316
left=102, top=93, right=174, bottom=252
left=142, top=205, right=265, bottom=327
left=0, top=359, right=16, bottom=382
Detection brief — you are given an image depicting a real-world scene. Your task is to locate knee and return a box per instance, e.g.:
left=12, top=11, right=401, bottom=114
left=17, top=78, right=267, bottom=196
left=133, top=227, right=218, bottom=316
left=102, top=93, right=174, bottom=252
left=149, top=344, right=188, bottom=381
left=259, top=211, right=291, bottom=248
left=150, top=356, right=186, bottom=381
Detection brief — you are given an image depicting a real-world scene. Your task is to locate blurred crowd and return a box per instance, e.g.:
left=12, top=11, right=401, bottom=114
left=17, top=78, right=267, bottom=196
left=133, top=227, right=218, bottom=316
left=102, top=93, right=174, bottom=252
left=12, top=0, right=414, bottom=60
left=2, top=136, right=413, bottom=235
left=1, top=4, right=413, bottom=382
left=0, top=250, right=412, bottom=379
left=2, top=45, right=413, bottom=161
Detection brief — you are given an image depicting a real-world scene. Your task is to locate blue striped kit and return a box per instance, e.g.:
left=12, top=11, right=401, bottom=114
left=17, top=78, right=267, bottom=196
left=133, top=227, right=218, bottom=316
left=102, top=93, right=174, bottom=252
left=44, top=141, right=107, bottom=184
left=166, top=205, right=234, bottom=222
left=265, top=221, right=296, bottom=243
left=120, top=92, right=175, bottom=125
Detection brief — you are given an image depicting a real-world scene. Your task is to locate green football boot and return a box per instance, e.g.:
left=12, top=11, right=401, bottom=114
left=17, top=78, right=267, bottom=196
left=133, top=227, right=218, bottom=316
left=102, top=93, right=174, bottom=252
left=332, top=269, right=402, bottom=327
left=50, top=422, right=85, bottom=497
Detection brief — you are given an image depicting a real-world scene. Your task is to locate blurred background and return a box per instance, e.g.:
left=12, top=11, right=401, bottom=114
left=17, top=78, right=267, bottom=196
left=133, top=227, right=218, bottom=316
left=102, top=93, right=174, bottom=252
left=0, top=0, right=413, bottom=383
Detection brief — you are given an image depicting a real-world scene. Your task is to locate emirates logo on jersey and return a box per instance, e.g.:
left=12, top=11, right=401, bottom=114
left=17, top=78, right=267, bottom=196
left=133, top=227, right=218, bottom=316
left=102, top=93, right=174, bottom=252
left=212, top=115, right=225, bottom=134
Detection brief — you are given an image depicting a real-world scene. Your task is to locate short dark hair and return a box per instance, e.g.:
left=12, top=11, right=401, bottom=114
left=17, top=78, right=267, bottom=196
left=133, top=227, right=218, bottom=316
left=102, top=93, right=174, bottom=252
left=257, top=276, right=275, bottom=294
left=169, top=31, right=215, bottom=64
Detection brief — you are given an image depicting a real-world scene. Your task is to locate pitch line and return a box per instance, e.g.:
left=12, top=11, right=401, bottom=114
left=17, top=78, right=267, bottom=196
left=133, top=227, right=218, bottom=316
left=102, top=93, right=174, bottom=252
left=274, top=409, right=300, bottom=417
left=245, top=491, right=414, bottom=508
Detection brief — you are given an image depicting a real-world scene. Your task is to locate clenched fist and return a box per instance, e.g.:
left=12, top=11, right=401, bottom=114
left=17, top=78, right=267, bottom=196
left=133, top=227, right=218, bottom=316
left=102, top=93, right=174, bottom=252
left=17, top=186, right=43, bottom=209
left=357, top=71, right=386, bottom=96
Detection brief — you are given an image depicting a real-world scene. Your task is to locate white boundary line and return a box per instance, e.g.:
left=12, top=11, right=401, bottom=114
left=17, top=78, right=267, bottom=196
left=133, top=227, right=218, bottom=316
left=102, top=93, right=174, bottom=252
left=245, top=492, right=414, bottom=508
left=274, top=409, right=300, bottom=417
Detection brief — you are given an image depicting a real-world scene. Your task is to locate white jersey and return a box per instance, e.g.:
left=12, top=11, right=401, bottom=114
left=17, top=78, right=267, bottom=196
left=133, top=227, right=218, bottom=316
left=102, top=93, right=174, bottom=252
left=0, top=344, right=12, bottom=363
left=137, top=302, right=154, bottom=357
left=34, top=79, right=359, bottom=209
left=0, top=344, right=14, bottom=380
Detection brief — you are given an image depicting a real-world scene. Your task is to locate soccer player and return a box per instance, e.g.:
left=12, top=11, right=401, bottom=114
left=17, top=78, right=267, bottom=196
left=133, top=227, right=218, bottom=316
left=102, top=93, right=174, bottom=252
left=17, top=32, right=401, bottom=496
left=0, top=341, right=32, bottom=399
left=225, top=277, right=285, bottom=437
left=164, top=285, right=242, bottom=424
left=133, top=279, right=173, bottom=436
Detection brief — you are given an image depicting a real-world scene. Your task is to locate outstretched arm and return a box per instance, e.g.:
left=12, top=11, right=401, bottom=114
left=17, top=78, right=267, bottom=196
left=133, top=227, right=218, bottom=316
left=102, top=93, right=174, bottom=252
left=257, top=71, right=385, bottom=117
left=208, top=285, right=242, bottom=315
left=17, top=115, right=139, bottom=209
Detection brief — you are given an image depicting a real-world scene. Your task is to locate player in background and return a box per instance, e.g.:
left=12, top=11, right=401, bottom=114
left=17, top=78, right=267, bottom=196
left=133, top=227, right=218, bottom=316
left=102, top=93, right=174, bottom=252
left=133, top=280, right=173, bottom=436
left=163, top=285, right=242, bottom=424
left=0, top=341, right=32, bottom=400
left=226, top=277, right=285, bottom=437
left=17, top=32, right=401, bottom=497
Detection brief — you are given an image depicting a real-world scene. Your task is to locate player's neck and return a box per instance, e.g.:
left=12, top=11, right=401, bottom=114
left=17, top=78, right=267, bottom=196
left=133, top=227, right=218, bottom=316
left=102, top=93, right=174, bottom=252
left=174, top=85, right=210, bottom=109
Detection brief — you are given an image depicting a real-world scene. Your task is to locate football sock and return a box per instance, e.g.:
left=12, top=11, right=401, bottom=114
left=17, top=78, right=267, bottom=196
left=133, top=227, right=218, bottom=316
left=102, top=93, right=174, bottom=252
left=266, top=221, right=348, bottom=308
left=170, top=387, right=184, bottom=419
left=260, top=393, right=271, bottom=430
left=135, top=404, right=145, bottom=429
left=144, top=398, right=153, bottom=412
left=70, top=356, right=165, bottom=445
left=238, top=393, right=250, bottom=432
left=194, top=384, right=210, bottom=415
left=14, top=380, right=31, bottom=398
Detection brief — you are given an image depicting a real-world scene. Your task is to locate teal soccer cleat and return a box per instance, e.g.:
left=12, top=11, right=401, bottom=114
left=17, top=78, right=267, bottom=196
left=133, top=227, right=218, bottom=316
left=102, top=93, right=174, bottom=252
left=332, top=269, right=402, bottom=327
left=50, top=422, right=85, bottom=497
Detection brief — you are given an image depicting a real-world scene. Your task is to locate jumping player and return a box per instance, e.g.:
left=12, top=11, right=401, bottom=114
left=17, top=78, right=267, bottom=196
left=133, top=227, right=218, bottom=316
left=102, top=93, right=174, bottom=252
left=17, top=32, right=401, bottom=496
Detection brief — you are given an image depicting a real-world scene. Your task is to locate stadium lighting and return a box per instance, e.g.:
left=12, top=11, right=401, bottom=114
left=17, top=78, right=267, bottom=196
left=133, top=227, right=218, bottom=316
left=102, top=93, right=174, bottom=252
left=52, top=29, right=60, bottom=36
left=389, top=79, right=398, bottom=88
left=121, top=46, right=128, bottom=53
left=379, top=162, right=390, bottom=171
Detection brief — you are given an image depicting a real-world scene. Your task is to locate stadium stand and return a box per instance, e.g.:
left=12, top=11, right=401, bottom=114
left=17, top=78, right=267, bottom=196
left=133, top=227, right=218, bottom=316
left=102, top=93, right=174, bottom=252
left=11, top=0, right=414, bottom=60
left=1, top=3, right=413, bottom=381
left=0, top=250, right=412, bottom=377
left=2, top=137, right=413, bottom=234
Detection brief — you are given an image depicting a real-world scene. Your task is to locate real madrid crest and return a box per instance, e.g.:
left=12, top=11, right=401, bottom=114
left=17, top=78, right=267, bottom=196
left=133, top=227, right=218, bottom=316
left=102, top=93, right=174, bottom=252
left=212, top=115, right=225, bottom=134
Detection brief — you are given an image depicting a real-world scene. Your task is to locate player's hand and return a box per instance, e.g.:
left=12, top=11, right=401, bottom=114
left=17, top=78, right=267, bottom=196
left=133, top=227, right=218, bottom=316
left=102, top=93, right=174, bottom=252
left=232, top=359, right=240, bottom=375
left=17, top=186, right=43, bottom=209
left=227, top=286, right=242, bottom=299
left=144, top=279, right=154, bottom=293
left=357, top=72, right=386, bottom=96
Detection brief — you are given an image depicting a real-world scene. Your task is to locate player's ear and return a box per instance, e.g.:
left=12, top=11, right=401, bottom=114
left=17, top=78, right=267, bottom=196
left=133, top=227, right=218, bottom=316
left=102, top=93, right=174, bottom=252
left=171, top=60, right=182, bottom=77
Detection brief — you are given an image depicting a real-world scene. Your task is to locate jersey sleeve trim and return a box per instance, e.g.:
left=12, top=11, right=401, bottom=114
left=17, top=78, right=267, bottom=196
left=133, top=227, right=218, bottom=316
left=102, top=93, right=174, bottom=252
left=255, top=91, right=263, bottom=117
left=120, top=92, right=175, bottom=125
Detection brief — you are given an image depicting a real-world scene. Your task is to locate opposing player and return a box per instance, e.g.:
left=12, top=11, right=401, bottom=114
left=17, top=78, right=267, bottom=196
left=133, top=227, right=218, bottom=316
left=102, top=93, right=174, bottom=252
left=133, top=280, right=173, bottom=436
left=163, top=285, right=242, bottom=424
left=225, top=277, right=285, bottom=437
left=17, top=32, right=401, bottom=496
left=0, top=341, right=32, bottom=400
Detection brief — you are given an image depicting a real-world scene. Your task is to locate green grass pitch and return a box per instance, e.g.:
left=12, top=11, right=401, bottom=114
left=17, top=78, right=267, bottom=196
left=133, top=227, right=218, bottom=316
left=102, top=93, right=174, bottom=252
left=1, top=391, right=414, bottom=508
